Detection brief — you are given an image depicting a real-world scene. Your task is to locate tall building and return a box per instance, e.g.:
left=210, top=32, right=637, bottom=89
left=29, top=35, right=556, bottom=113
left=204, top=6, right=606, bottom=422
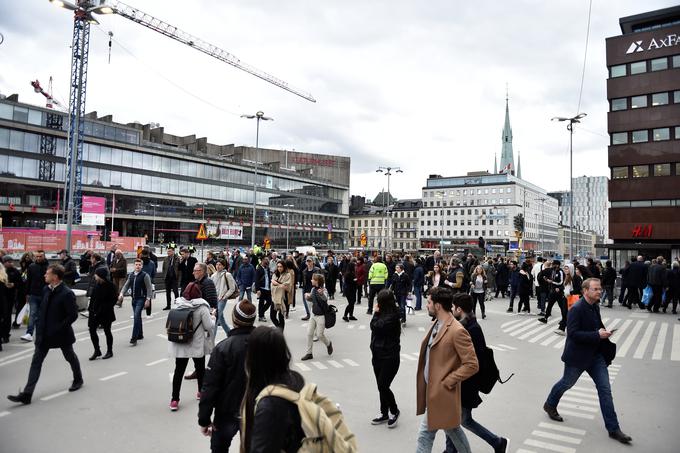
left=548, top=176, right=610, bottom=239
left=349, top=196, right=390, bottom=250
left=0, top=95, right=350, bottom=250
left=605, top=6, right=680, bottom=265
left=499, top=94, right=516, bottom=175
left=391, top=199, right=422, bottom=252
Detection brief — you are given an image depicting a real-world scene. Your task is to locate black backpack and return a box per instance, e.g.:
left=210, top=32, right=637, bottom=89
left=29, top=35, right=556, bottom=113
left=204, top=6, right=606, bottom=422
left=477, top=346, right=514, bottom=394
left=166, top=308, right=201, bottom=343
left=324, top=305, right=338, bottom=329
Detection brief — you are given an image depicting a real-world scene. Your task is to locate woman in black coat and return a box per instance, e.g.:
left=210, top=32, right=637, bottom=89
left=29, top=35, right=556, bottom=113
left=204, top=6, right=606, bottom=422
left=88, top=267, right=117, bottom=360
left=324, top=256, right=339, bottom=299
left=495, top=260, right=510, bottom=298
left=342, top=260, right=357, bottom=322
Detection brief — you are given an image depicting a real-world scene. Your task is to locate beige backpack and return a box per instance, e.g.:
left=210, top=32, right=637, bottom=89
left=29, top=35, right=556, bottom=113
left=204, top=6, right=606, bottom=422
left=254, top=383, right=358, bottom=453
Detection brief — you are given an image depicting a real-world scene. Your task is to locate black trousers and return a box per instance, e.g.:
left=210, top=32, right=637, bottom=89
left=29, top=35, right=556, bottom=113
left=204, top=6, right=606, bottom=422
left=367, top=284, right=385, bottom=314
left=165, top=278, right=179, bottom=308
left=508, top=286, right=518, bottom=309
left=172, top=356, right=205, bottom=401
left=472, top=292, right=486, bottom=316
left=258, top=290, right=272, bottom=319
left=626, top=285, right=642, bottom=308
left=210, top=418, right=240, bottom=453
left=0, top=294, right=13, bottom=340
left=344, top=285, right=357, bottom=318
left=356, top=285, right=363, bottom=304
left=372, top=355, right=400, bottom=416
left=650, top=284, right=663, bottom=311
left=24, top=345, right=82, bottom=395
left=89, top=320, right=113, bottom=353
left=270, top=304, right=285, bottom=330
left=518, top=293, right=530, bottom=312
left=495, top=284, right=507, bottom=298
left=545, top=290, right=567, bottom=330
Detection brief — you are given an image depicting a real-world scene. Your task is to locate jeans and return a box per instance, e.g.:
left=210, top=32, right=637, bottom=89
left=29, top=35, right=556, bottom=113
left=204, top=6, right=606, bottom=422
left=210, top=418, right=240, bottom=453
left=26, top=295, right=42, bottom=335
left=257, top=290, right=272, bottom=319
left=172, top=356, right=205, bottom=400
left=415, top=410, right=471, bottom=453
left=396, top=294, right=407, bottom=323
left=214, top=299, right=230, bottom=337
left=414, top=285, right=423, bottom=310
left=131, top=297, right=145, bottom=340
left=305, top=315, right=330, bottom=355
left=239, top=287, right=252, bottom=302
left=603, top=285, right=615, bottom=306
left=372, top=355, right=400, bottom=416
left=445, top=407, right=501, bottom=452
left=546, top=355, right=620, bottom=432
left=24, top=345, right=82, bottom=395
left=300, top=288, right=311, bottom=316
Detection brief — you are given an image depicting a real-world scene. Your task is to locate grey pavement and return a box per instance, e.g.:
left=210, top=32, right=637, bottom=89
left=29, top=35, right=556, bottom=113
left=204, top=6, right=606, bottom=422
left=1, top=291, right=678, bottom=453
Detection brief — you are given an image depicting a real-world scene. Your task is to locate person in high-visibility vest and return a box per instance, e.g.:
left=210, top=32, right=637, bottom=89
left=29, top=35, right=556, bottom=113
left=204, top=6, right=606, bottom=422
left=366, top=255, right=388, bottom=315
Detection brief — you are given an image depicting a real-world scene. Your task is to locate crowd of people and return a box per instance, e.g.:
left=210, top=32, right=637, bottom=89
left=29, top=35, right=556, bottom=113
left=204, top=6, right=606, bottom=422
left=2, top=243, right=674, bottom=451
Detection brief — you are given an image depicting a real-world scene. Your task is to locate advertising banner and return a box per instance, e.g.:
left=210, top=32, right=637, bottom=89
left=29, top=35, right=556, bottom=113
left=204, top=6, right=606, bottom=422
left=219, top=225, right=243, bottom=240
left=0, top=229, right=145, bottom=253
left=81, top=196, right=106, bottom=225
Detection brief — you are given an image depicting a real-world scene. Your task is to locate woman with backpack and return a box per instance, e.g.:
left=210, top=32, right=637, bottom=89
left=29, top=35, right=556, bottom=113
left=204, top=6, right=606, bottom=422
left=168, top=282, right=215, bottom=412
left=271, top=261, right=292, bottom=330
left=369, top=289, right=402, bottom=428
left=300, top=273, right=332, bottom=361
left=212, top=259, right=237, bottom=337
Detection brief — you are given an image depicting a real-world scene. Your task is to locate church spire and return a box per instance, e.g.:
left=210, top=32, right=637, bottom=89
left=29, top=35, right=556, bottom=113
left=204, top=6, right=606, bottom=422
left=493, top=153, right=498, bottom=174
left=517, top=150, right=522, bottom=179
left=499, top=86, right=515, bottom=175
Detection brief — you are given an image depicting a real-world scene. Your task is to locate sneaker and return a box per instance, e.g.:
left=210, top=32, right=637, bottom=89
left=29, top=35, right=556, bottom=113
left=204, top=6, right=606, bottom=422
left=290, top=306, right=297, bottom=312
left=301, top=353, right=313, bottom=361
left=506, top=308, right=513, bottom=313
left=313, top=337, right=319, bottom=342
left=554, top=329, right=565, bottom=336
left=20, top=333, right=33, bottom=342
left=495, top=437, right=509, bottom=453
left=387, top=410, right=400, bottom=428
left=537, top=318, right=547, bottom=324
left=169, top=400, right=179, bottom=411
left=145, top=313, right=153, bottom=319
left=371, top=414, right=389, bottom=425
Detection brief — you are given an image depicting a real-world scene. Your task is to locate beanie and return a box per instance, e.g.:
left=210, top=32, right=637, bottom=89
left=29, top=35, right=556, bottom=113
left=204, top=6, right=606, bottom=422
left=232, top=299, right=256, bottom=327
left=182, top=282, right=202, bottom=300
left=95, top=267, right=109, bottom=280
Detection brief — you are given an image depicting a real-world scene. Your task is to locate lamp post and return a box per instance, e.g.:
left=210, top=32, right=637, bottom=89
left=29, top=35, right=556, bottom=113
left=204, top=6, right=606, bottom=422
left=551, top=113, right=586, bottom=260
left=241, top=111, right=273, bottom=250
left=376, top=166, right=402, bottom=252
left=149, top=203, right=160, bottom=244
left=283, top=203, right=294, bottom=252
left=537, top=197, right=546, bottom=256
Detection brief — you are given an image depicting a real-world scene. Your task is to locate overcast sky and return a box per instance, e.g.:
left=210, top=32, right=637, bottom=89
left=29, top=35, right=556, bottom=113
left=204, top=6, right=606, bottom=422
left=1, top=0, right=676, bottom=201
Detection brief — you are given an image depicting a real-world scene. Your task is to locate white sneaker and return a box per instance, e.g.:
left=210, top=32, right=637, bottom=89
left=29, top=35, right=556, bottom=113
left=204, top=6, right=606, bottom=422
left=20, top=333, right=33, bottom=342
left=146, top=313, right=153, bottom=319
left=290, top=306, right=297, bottom=312
left=130, top=315, right=134, bottom=319
left=554, top=329, right=566, bottom=336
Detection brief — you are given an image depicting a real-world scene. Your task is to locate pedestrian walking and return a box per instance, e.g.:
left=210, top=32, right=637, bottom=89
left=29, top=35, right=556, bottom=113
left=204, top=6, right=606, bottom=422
left=141, top=250, right=157, bottom=317
left=285, top=258, right=297, bottom=316
left=413, top=258, right=425, bottom=310
left=254, top=257, right=272, bottom=323
left=355, top=256, right=367, bottom=305
left=58, top=249, right=79, bottom=287
left=390, top=263, right=411, bottom=325
left=1, top=256, right=21, bottom=344
left=0, top=265, right=8, bottom=352
left=506, top=261, right=520, bottom=312
left=445, top=293, right=509, bottom=453
left=168, top=282, right=215, bottom=411
left=543, top=278, right=632, bottom=444
left=517, top=262, right=532, bottom=314
left=110, top=249, right=128, bottom=294
left=495, top=259, right=509, bottom=299
left=415, top=286, right=479, bottom=453
left=538, top=260, right=567, bottom=334
left=198, top=299, right=256, bottom=452
left=193, top=262, right=218, bottom=309
left=370, top=289, right=402, bottom=428
left=7, top=264, right=83, bottom=404
left=117, top=258, right=153, bottom=346
left=470, top=265, right=488, bottom=319
left=647, top=256, right=666, bottom=312
left=484, top=258, right=497, bottom=301
left=601, top=260, right=617, bottom=308
left=300, top=256, right=320, bottom=320
left=367, top=255, right=388, bottom=315
left=211, top=259, right=237, bottom=337
left=665, top=261, right=680, bottom=314
left=87, top=267, right=117, bottom=360
left=625, top=256, right=647, bottom=308
left=162, top=247, right=180, bottom=310
left=21, top=250, right=48, bottom=342
left=325, top=255, right=339, bottom=300
left=445, top=258, right=469, bottom=295
left=235, top=256, right=255, bottom=302
left=301, top=273, right=333, bottom=361
left=342, top=258, right=358, bottom=322
left=270, top=260, right=291, bottom=330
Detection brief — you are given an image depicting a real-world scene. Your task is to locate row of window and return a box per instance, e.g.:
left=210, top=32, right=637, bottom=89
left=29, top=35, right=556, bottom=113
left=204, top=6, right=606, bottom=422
left=609, top=54, right=680, bottom=78
left=611, top=199, right=680, bottom=208
left=422, top=187, right=512, bottom=203
left=611, top=126, right=680, bottom=145
left=421, top=230, right=511, bottom=238
left=421, top=208, right=509, bottom=217
left=611, top=162, right=679, bottom=179
left=610, top=90, right=680, bottom=112
left=421, top=218, right=507, bottom=226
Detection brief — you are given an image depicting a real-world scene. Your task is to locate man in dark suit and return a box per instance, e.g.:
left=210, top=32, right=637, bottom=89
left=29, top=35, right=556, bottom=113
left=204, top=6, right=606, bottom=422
left=542, top=278, right=632, bottom=444
left=162, top=247, right=180, bottom=310
left=254, top=257, right=272, bottom=322
left=625, top=255, right=647, bottom=308
left=7, top=264, right=83, bottom=404
left=178, top=248, right=198, bottom=294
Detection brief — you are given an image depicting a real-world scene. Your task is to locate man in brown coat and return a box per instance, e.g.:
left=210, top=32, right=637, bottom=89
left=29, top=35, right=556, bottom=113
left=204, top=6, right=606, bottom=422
left=415, top=286, right=479, bottom=453
left=109, top=249, right=127, bottom=293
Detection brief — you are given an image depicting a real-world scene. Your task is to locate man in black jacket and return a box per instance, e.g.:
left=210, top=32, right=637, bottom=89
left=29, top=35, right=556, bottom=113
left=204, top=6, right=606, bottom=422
left=198, top=300, right=256, bottom=453
left=446, top=294, right=508, bottom=453
left=254, top=257, right=272, bottom=322
left=2, top=256, right=22, bottom=344
left=625, top=256, right=647, bottom=308
left=543, top=278, right=632, bottom=444
left=601, top=260, right=617, bottom=308
left=179, top=248, right=198, bottom=294
left=8, top=264, right=83, bottom=404
left=390, top=263, right=412, bottom=326
left=21, top=250, right=48, bottom=342
left=647, top=257, right=667, bottom=312
left=58, top=249, right=79, bottom=287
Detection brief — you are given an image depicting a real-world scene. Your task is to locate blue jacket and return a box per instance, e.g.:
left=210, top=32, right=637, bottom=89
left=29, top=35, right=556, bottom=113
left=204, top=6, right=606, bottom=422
left=236, top=264, right=255, bottom=289
left=413, top=265, right=425, bottom=287
left=561, top=298, right=605, bottom=369
left=142, top=258, right=157, bottom=279
left=509, top=269, right=521, bottom=289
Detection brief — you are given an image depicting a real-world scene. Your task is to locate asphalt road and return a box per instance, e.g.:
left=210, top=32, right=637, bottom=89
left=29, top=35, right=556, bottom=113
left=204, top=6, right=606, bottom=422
left=1, top=291, right=678, bottom=453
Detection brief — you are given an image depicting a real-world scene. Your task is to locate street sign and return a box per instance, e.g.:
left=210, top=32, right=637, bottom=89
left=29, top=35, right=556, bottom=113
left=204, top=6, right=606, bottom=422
left=196, top=223, right=208, bottom=241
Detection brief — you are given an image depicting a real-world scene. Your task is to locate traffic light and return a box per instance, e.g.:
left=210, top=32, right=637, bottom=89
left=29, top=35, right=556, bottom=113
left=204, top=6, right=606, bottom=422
left=513, top=214, right=524, bottom=233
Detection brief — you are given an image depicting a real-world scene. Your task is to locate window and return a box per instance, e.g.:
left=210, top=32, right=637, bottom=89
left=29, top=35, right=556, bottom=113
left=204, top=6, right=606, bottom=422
left=631, top=95, right=647, bottom=109
left=653, top=128, right=670, bottom=141
left=676, top=127, right=680, bottom=139
left=612, top=166, right=628, bottom=179
left=651, top=57, right=668, bottom=71
left=632, top=165, right=649, bottom=178
left=611, top=98, right=626, bottom=111
left=674, top=55, right=680, bottom=68
left=630, top=200, right=652, bottom=207
left=610, top=64, right=626, bottom=77
left=13, top=107, right=29, bottom=123
left=652, top=92, right=669, bottom=106
left=654, top=164, right=671, bottom=176
left=674, top=91, right=680, bottom=104
left=630, top=61, right=646, bottom=75
left=632, top=130, right=649, bottom=143
left=612, top=132, right=627, bottom=145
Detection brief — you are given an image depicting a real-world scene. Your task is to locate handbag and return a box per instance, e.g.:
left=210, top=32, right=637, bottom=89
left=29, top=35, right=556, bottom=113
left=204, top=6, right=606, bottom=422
left=641, top=285, right=653, bottom=306
left=599, top=338, right=616, bottom=366
left=567, top=294, right=580, bottom=310
left=224, top=272, right=239, bottom=299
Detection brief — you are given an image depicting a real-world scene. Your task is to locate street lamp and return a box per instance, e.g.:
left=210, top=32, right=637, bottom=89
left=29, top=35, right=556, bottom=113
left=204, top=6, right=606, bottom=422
left=283, top=203, right=294, bottom=252
left=149, top=203, right=160, bottom=244
left=241, top=111, right=273, bottom=250
left=376, top=166, right=403, bottom=252
left=551, top=112, right=586, bottom=260
left=537, top=197, right=546, bottom=256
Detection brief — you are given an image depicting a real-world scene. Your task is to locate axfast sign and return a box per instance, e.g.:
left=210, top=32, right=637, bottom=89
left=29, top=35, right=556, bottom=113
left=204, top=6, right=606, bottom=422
left=626, top=33, right=680, bottom=54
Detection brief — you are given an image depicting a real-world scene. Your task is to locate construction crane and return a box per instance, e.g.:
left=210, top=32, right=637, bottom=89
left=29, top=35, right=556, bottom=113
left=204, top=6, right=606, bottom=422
left=30, top=78, right=66, bottom=110
left=48, top=0, right=316, bottom=252
left=30, top=78, right=65, bottom=182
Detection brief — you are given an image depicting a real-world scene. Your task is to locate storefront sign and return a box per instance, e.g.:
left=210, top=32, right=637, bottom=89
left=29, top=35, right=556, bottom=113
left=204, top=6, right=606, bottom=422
left=631, top=224, right=653, bottom=238
left=81, top=196, right=106, bottom=225
left=626, top=33, right=679, bottom=54
left=219, top=225, right=243, bottom=240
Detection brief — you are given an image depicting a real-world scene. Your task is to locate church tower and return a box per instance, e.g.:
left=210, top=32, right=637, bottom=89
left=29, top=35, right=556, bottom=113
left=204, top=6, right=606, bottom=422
left=499, top=90, right=515, bottom=175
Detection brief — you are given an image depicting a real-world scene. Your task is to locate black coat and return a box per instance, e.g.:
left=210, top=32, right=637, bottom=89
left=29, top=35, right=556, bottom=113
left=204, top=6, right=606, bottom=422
left=602, top=266, right=617, bottom=286
left=460, top=316, right=486, bottom=409
left=199, top=326, right=255, bottom=425
left=325, top=263, right=339, bottom=288
left=61, top=257, right=78, bottom=286
left=88, top=279, right=117, bottom=326
left=495, top=262, right=509, bottom=286
left=26, top=260, right=48, bottom=297
left=390, top=271, right=412, bottom=297
left=562, top=298, right=606, bottom=369
left=627, top=261, right=648, bottom=288
left=179, top=256, right=197, bottom=288
left=370, top=310, right=401, bottom=359
left=35, top=283, right=78, bottom=349
left=255, top=265, right=271, bottom=293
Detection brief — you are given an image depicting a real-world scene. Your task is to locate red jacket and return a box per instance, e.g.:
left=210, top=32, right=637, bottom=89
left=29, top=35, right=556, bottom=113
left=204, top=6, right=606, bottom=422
left=355, top=263, right=367, bottom=285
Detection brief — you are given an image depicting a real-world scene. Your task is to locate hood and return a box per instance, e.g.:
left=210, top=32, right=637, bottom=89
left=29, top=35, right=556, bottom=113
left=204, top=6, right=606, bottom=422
left=175, top=297, right=210, bottom=310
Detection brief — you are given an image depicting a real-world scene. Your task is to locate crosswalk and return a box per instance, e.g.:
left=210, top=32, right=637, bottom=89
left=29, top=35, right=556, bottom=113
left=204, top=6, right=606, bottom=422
left=502, top=315, right=680, bottom=361
left=294, top=358, right=360, bottom=372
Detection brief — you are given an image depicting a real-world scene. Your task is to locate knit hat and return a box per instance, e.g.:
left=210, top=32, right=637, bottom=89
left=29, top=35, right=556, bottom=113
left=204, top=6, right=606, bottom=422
left=232, top=299, right=256, bottom=327
left=94, top=267, right=109, bottom=280
left=182, top=282, right=202, bottom=300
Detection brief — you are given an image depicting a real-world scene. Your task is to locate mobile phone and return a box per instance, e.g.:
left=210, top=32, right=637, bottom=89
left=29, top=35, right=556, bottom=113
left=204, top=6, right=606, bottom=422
left=609, top=328, right=618, bottom=334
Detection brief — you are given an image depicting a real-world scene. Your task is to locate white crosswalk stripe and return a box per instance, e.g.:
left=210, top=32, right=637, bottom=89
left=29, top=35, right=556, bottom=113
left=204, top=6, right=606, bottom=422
left=540, top=334, right=561, bottom=347
left=523, top=438, right=576, bottom=453
left=556, top=409, right=595, bottom=420
left=531, top=430, right=582, bottom=444
left=311, top=361, right=328, bottom=370
left=343, top=359, right=360, bottom=367
left=554, top=402, right=599, bottom=413
left=671, top=324, right=680, bottom=361
left=617, top=320, right=644, bottom=358
left=327, top=360, right=344, bottom=368
left=653, top=323, right=668, bottom=360
left=295, top=363, right=311, bottom=371
left=400, top=353, right=417, bottom=361
left=503, top=318, right=536, bottom=333
left=537, top=422, right=586, bottom=435
left=518, top=318, right=559, bottom=340
left=634, top=321, right=657, bottom=359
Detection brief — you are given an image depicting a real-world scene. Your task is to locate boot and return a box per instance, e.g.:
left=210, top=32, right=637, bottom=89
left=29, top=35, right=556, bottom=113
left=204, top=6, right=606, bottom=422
left=7, top=392, right=32, bottom=405
left=102, top=350, right=113, bottom=359
left=89, top=350, right=102, bottom=361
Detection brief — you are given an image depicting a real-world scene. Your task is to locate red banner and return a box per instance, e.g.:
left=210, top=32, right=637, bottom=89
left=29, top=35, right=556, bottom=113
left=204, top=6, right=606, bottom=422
left=0, top=230, right=145, bottom=253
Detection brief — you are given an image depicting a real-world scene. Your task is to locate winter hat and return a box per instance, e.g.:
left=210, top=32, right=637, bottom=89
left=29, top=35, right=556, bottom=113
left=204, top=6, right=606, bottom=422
left=182, top=282, right=202, bottom=300
left=95, top=267, right=109, bottom=280
left=232, top=299, right=256, bottom=327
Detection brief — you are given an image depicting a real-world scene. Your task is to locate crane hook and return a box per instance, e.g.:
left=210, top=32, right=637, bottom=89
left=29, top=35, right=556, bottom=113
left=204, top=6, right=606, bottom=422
left=108, top=31, right=113, bottom=64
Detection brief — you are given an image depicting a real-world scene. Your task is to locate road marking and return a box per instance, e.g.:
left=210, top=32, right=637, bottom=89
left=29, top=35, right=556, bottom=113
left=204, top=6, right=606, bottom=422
left=146, top=358, right=168, bottom=367
left=347, top=325, right=355, bottom=329
left=295, top=363, right=311, bottom=371
left=0, top=411, right=10, bottom=418
left=652, top=323, right=668, bottom=360
left=523, top=438, right=576, bottom=453
left=566, top=390, right=598, bottom=399
left=531, top=430, right=582, bottom=444
left=529, top=324, right=562, bottom=343
left=553, top=337, right=566, bottom=349
left=501, top=318, right=526, bottom=329
left=497, top=344, right=517, bottom=350
left=509, top=321, right=546, bottom=337
left=418, top=327, right=426, bottom=332
left=358, top=325, right=366, bottom=330
left=518, top=319, right=559, bottom=340
left=617, top=320, right=644, bottom=358
left=400, top=353, right=417, bottom=361
left=40, top=390, right=69, bottom=401
left=0, top=355, right=33, bottom=368
left=100, top=371, right=128, bottom=381
left=301, top=323, right=308, bottom=328
left=571, top=386, right=597, bottom=394
left=327, top=360, right=344, bottom=368
left=630, top=312, right=650, bottom=319
left=538, top=422, right=587, bottom=435
left=0, top=349, right=38, bottom=363
left=557, top=409, right=595, bottom=420
left=503, top=318, right=536, bottom=333
left=488, top=345, right=507, bottom=351
left=516, top=449, right=538, bottom=453
left=609, top=363, right=621, bottom=369
left=540, top=334, right=560, bottom=347
left=561, top=395, right=600, bottom=406
left=671, top=324, right=680, bottom=361
left=311, top=361, right=328, bottom=370
left=634, top=321, right=657, bottom=359
left=343, top=359, right=360, bottom=367
left=557, top=402, right=598, bottom=413
left=610, top=319, right=632, bottom=351
left=606, top=318, right=621, bottom=330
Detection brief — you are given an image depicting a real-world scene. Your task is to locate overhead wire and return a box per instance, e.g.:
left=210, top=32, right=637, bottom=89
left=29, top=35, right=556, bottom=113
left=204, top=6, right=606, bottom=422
left=576, top=0, right=593, bottom=114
